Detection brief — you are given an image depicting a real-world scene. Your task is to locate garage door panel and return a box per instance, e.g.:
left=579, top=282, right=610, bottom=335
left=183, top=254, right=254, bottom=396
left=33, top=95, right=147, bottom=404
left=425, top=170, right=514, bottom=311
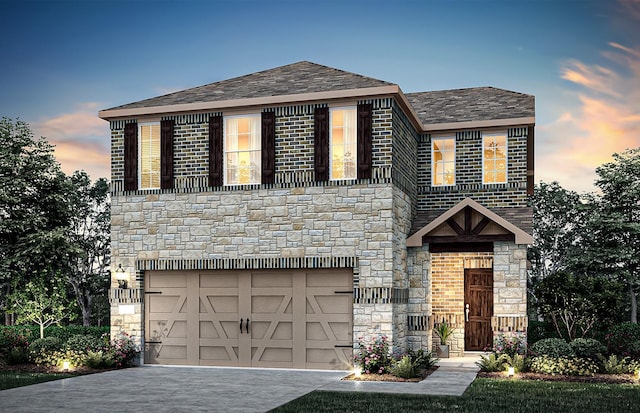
left=200, top=344, right=238, bottom=364
left=148, top=274, right=188, bottom=288
left=145, top=269, right=352, bottom=370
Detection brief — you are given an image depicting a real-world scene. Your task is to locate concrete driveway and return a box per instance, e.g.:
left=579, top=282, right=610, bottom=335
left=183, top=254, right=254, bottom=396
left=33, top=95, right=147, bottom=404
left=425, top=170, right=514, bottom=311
left=0, top=366, right=347, bottom=413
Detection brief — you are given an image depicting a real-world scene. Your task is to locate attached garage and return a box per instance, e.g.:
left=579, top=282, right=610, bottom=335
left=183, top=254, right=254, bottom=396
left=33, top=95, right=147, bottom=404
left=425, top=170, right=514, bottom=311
left=144, top=269, right=353, bottom=369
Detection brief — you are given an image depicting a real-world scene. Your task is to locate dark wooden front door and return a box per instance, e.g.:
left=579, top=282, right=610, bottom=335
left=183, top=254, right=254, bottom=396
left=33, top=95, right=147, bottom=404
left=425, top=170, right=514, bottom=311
left=464, top=268, right=493, bottom=351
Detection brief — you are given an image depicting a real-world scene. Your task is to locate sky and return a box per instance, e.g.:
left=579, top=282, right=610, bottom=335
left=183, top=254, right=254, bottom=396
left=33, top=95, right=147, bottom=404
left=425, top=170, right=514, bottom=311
left=0, top=0, right=638, bottom=193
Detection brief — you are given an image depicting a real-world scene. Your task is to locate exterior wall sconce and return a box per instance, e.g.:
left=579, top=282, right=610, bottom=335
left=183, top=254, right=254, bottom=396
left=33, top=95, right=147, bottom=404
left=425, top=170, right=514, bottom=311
left=115, top=264, right=129, bottom=289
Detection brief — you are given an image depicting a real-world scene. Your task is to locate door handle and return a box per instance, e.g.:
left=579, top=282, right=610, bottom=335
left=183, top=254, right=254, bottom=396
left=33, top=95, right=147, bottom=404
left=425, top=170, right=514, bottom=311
left=245, top=319, right=250, bottom=334
left=240, top=318, right=244, bottom=334
left=465, top=304, right=470, bottom=322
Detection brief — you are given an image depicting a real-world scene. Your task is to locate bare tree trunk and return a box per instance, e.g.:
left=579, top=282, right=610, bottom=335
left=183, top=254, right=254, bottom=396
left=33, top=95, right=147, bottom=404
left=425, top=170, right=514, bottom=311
left=630, top=282, right=637, bottom=323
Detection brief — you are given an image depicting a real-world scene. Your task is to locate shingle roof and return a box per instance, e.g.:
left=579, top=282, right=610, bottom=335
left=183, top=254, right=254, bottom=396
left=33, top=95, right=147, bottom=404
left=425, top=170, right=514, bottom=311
left=405, top=87, right=534, bottom=124
left=410, top=207, right=533, bottom=237
left=106, top=61, right=395, bottom=111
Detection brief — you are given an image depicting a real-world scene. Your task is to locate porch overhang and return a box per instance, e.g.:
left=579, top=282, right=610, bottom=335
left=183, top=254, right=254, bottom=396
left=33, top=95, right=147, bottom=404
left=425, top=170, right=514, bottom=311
left=407, top=198, right=534, bottom=247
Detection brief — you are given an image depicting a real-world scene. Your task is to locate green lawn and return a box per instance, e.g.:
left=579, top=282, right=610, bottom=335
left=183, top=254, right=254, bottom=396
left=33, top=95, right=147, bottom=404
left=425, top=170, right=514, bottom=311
left=0, top=371, right=77, bottom=391
left=270, top=378, right=640, bottom=413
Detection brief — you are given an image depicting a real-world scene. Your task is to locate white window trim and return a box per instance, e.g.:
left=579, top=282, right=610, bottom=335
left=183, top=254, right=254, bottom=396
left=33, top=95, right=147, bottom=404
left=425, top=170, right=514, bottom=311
left=431, top=136, right=456, bottom=186
left=329, top=106, right=357, bottom=181
left=138, top=122, right=160, bottom=190
left=482, top=132, right=508, bottom=185
left=223, top=114, right=261, bottom=186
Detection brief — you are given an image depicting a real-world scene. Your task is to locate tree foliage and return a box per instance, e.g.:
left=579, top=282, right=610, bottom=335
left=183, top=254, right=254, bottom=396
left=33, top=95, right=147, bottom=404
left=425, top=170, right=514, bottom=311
left=64, top=172, right=110, bottom=326
left=0, top=117, right=110, bottom=327
left=534, top=271, right=623, bottom=340
left=8, top=272, right=77, bottom=338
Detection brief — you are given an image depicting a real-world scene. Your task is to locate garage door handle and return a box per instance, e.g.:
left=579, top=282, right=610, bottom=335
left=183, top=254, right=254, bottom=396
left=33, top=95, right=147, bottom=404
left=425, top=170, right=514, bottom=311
left=245, top=319, right=250, bottom=334
left=240, top=318, right=244, bottom=334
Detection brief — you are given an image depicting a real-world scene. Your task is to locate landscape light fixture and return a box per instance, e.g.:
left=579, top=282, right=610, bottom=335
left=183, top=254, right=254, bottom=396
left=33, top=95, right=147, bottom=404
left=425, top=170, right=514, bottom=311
left=507, top=366, right=515, bottom=377
left=115, top=264, right=129, bottom=289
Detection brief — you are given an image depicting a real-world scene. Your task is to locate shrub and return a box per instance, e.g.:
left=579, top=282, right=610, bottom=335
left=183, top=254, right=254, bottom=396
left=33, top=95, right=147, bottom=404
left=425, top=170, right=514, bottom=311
left=28, top=337, right=63, bottom=364
left=5, top=347, right=28, bottom=365
left=0, top=328, right=30, bottom=360
left=476, top=353, right=509, bottom=372
left=108, top=332, right=140, bottom=368
left=526, top=320, right=559, bottom=345
left=530, top=338, right=573, bottom=358
left=84, top=350, right=115, bottom=369
left=570, top=338, right=606, bottom=359
left=605, top=322, right=640, bottom=358
left=407, top=348, right=438, bottom=370
left=492, top=333, right=527, bottom=358
left=354, top=335, right=391, bottom=375
left=390, top=355, right=416, bottom=379
left=65, top=334, right=108, bottom=353
left=529, top=355, right=599, bottom=376
left=601, top=354, right=632, bottom=374
left=434, top=322, right=454, bottom=345
left=508, top=353, right=527, bottom=373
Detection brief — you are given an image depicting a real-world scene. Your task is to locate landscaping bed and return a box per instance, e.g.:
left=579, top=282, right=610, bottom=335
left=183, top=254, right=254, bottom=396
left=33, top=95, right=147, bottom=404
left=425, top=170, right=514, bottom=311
left=342, top=366, right=438, bottom=382
left=477, top=371, right=637, bottom=384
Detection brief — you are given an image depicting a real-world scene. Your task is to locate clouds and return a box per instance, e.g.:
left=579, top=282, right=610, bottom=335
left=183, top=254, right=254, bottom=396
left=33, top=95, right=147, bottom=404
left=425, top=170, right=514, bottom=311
left=538, top=39, right=640, bottom=192
left=33, top=103, right=110, bottom=180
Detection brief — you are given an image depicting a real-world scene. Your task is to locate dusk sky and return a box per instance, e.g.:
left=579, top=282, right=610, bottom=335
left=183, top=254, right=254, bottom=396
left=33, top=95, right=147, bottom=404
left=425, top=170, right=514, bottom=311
left=1, top=0, right=638, bottom=193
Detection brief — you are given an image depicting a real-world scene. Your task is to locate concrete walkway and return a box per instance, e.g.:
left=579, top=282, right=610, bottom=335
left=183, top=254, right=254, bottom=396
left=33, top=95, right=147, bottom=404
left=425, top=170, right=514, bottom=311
left=0, top=355, right=480, bottom=412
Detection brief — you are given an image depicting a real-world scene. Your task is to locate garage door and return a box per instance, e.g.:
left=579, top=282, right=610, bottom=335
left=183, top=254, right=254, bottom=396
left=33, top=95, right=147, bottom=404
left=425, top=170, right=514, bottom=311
left=144, top=269, right=353, bottom=369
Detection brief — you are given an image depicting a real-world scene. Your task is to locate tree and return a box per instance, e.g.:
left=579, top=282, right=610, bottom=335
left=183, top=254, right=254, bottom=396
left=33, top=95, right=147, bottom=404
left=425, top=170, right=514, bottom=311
left=64, top=171, right=110, bottom=326
left=0, top=118, right=75, bottom=323
left=528, top=181, right=587, bottom=282
left=8, top=272, right=77, bottom=338
left=573, top=148, right=640, bottom=322
left=534, top=271, right=624, bottom=340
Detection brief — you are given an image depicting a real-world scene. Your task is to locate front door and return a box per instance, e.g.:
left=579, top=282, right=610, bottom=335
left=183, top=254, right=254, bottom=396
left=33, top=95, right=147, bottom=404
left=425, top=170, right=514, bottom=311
left=464, top=268, right=493, bottom=351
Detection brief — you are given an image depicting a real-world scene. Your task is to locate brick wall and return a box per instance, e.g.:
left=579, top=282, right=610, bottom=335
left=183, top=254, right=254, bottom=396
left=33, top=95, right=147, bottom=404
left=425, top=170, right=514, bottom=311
left=417, top=127, right=530, bottom=211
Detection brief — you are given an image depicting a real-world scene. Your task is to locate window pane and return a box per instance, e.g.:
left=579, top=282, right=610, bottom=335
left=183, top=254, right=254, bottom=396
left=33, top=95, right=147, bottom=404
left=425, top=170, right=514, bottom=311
left=330, top=107, right=356, bottom=180
left=224, top=115, right=261, bottom=185
left=483, top=133, right=507, bottom=184
left=432, top=137, right=455, bottom=186
left=139, top=123, right=160, bottom=189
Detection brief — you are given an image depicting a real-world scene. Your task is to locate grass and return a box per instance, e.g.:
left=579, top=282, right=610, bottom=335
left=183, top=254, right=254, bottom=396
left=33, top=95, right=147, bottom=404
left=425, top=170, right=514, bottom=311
left=269, top=378, right=640, bottom=413
left=0, top=371, right=78, bottom=391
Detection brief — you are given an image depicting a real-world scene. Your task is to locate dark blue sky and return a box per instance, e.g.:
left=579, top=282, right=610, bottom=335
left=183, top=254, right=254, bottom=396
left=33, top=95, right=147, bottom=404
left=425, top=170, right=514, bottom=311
left=0, top=0, right=638, bottom=191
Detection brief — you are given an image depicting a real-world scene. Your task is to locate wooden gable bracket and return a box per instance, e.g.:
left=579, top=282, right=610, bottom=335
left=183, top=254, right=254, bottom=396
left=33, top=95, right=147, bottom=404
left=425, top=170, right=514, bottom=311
left=407, top=198, right=534, bottom=247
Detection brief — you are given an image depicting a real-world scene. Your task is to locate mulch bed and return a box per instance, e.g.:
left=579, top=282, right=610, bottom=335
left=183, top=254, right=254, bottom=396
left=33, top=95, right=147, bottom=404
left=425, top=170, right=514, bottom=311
left=0, top=363, right=116, bottom=375
left=478, top=371, right=638, bottom=384
left=342, top=366, right=438, bottom=382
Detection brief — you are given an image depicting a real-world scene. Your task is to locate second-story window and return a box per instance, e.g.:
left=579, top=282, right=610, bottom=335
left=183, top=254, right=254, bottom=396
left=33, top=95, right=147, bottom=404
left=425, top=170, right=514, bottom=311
left=139, top=122, right=160, bottom=189
left=224, top=115, right=261, bottom=185
left=432, top=137, right=455, bottom=186
left=483, top=132, right=507, bottom=184
left=330, top=107, right=357, bottom=180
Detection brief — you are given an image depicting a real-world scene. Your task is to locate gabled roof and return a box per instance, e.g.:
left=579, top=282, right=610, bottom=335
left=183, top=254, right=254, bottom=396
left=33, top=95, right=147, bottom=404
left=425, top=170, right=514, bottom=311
left=99, top=61, right=535, bottom=132
left=406, top=87, right=535, bottom=131
left=407, top=198, right=534, bottom=246
left=104, top=61, right=395, bottom=111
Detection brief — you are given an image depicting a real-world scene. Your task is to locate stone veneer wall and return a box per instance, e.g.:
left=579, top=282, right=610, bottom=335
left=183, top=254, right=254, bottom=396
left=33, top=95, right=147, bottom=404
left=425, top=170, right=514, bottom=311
left=416, top=127, right=530, bottom=211
left=391, top=187, right=413, bottom=350
left=492, top=241, right=528, bottom=332
left=110, top=183, right=401, bottom=347
left=406, top=245, right=431, bottom=351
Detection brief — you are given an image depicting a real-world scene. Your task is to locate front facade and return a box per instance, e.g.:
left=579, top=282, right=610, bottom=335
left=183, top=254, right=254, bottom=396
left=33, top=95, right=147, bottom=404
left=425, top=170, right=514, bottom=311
left=101, top=62, right=534, bottom=369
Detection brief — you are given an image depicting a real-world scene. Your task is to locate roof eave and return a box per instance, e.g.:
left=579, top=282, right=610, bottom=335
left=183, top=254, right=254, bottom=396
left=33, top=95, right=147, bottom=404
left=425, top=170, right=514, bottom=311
left=422, top=116, right=535, bottom=132
left=98, top=85, right=401, bottom=121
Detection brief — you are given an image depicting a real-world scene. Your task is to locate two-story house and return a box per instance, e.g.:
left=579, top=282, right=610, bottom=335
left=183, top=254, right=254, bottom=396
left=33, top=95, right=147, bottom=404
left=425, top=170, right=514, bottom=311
left=100, top=61, right=533, bottom=369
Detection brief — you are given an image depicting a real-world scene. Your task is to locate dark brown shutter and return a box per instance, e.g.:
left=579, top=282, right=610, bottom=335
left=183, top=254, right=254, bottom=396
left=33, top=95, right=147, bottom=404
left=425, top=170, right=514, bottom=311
left=314, top=107, right=329, bottom=181
left=261, top=111, right=276, bottom=184
left=124, top=122, right=138, bottom=191
left=357, top=103, right=373, bottom=180
left=209, top=115, right=223, bottom=187
left=160, top=119, right=174, bottom=189
left=527, top=125, right=535, bottom=195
